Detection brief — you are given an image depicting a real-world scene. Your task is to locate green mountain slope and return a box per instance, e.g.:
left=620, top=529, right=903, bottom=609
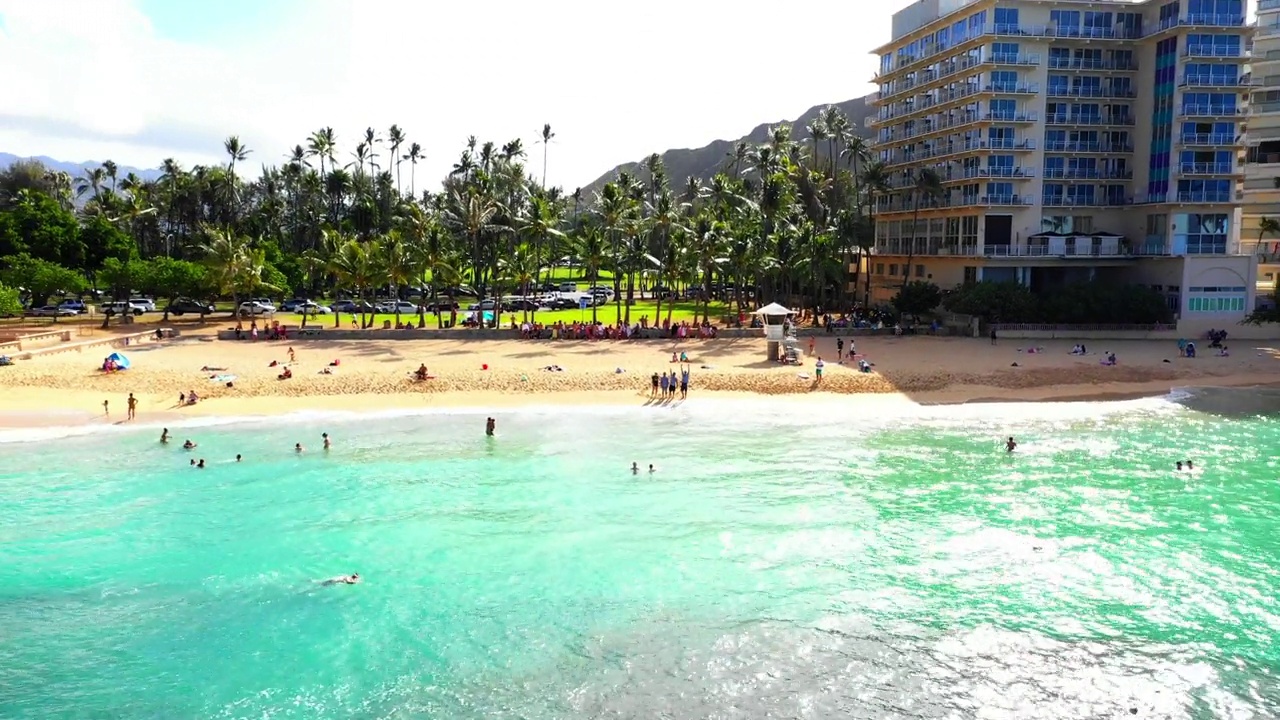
left=580, top=94, right=873, bottom=195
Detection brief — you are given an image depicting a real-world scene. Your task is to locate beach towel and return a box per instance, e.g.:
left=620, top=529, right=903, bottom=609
left=210, top=374, right=237, bottom=383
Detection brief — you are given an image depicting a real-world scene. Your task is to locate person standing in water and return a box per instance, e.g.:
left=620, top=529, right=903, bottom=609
left=485, top=417, right=496, bottom=436
left=322, top=432, right=331, bottom=450
left=631, top=462, right=639, bottom=474
left=1006, top=436, right=1018, bottom=452
left=160, top=428, right=170, bottom=444
left=295, top=443, right=304, bottom=453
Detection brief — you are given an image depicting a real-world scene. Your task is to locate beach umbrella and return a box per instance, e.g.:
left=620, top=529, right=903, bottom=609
left=106, top=352, right=131, bottom=370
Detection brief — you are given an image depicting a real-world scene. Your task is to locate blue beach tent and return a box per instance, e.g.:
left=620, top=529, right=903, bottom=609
left=107, top=352, right=131, bottom=370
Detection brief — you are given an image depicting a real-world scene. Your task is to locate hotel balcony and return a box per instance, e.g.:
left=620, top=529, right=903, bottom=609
left=1178, top=75, right=1254, bottom=88
left=1041, top=195, right=1131, bottom=207
left=1256, top=22, right=1280, bottom=38
left=983, top=238, right=1132, bottom=258
left=889, top=166, right=1037, bottom=189
left=1177, top=133, right=1243, bottom=147
left=1046, top=86, right=1137, bottom=99
left=982, top=82, right=1040, bottom=95
left=1137, top=192, right=1236, bottom=204
left=1045, top=114, right=1135, bottom=126
left=875, top=194, right=1035, bottom=214
left=881, top=110, right=1040, bottom=144
left=1183, top=44, right=1248, bottom=59
left=1046, top=57, right=1137, bottom=72
left=984, top=53, right=1041, bottom=67
left=884, top=139, right=1037, bottom=168
left=1262, top=0, right=1280, bottom=12
left=1179, top=105, right=1248, bottom=119
left=1148, top=15, right=1247, bottom=38
left=1043, top=168, right=1133, bottom=180
left=1043, top=142, right=1134, bottom=154
left=1176, top=162, right=1242, bottom=177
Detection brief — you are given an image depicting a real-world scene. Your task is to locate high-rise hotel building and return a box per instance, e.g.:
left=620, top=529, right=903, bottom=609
left=1244, top=0, right=1280, bottom=300
left=867, top=0, right=1256, bottom=328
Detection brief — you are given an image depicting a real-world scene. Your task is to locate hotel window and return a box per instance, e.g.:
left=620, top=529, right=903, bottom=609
left=1186, top=286, right=1247, bottom=313
left=889, top=264, right=899, bottom=276
left=1051, top=10, right=1081, bottom=34
left=994, top=7, right=1018, bottom=32
left=916, top=265, right=926, bottom=278
left=875, top=263, right=885, bottom=275
left=963, top=266, right=978, bottom=284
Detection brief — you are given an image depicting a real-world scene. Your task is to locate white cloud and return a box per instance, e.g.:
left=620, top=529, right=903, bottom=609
left=0, top=0, right=889, bottom=188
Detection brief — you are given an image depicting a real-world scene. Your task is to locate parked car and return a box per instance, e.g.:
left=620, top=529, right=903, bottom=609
left=547, top=297, right=579, bottom=310
left=589, top=285, right=615, bottom=298
left=650, top=285, right=675, bottom=299
left=166, top=298, right=216, bottom=316
left=57, top=299, right=87, bottom=313
left=558, top=282, right=579, bottom=293
left=237, top=301, right=275, bottom=317
left=422, top=298, right=459, bottom=312
left=468, top=299, right=499, bottom=312
left=30, top=305, right=79, bottom=317
left=297, top=301, right=332, bottom=315
left=503, top=297, right=539, bottom=312
left=280, top=298, right=310, bottom=312
left=100, top=301, right=146, bottom=316
left=128, top=297, right=157, bottom=313
left=331, top=299, right=374, bottom=314
left=383, top=301, right=420, bottom=314
left=252, top=297, right=276, bottom=308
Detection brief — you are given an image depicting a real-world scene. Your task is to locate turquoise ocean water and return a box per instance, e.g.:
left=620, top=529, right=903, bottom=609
left=1, top=392, right=1279, bottom=719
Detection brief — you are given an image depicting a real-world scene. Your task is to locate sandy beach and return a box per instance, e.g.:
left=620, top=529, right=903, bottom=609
left=1, top=323, right=1278, bottom=426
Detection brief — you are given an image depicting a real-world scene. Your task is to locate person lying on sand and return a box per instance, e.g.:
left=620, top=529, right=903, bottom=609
left=320, top=573, right=360, bottom=586
left=200, top=366, right=228, bottom=372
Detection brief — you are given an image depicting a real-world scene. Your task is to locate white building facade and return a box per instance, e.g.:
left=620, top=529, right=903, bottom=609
left=868, top=0, right=1256, bottom=331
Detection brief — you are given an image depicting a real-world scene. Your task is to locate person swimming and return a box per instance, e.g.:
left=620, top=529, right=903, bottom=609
left=295, top=443, right=304, bottom=453
left=1176, top=461, right=1184, bottom=471
left=183, top=439, right=196, bottom=450
left=631, top=462, right=639, bottom=474
left=1006, top=436, right=1018, bottom=452
left=160, top=428, right=170, bottom=444
left=322, top=432, right=331, bottom=449
left=235, top=454, right=242, bottom=462
left=320, top=573, right=361, bottom=586
left=197, top=459, right=205, bottom=469
left=1186, top=460, right=1194, bottom=470
left=648, top=464, right=655, bottom=473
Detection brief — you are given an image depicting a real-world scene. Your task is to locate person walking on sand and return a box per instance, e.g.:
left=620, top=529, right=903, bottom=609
left=288, top=347, right=296, bottom=363
left=815, top=357, right=825, bottom=382
left=127, top=393, right=138, bottom=421
left=102, top=399, right=109, bottom=416
left=836, top=338, right=844, bottom=362
left=808, top=336, right=816, bottom=357
left=990, top=328, right=998, bottom=345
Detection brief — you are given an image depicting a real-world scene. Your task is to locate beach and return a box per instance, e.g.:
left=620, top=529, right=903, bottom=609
left=1, top=324, right=1278, bottom=424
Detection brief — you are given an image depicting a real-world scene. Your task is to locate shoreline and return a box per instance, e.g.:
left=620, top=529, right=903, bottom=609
left=4, top=375, right=1279, bottom=433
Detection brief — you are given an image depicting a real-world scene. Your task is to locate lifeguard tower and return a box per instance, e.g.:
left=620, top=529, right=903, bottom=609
left=754, top=302, right=795, bottom=362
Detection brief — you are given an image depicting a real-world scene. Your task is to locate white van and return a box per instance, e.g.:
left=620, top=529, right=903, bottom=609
left=558, top=282, right=578, bottom=293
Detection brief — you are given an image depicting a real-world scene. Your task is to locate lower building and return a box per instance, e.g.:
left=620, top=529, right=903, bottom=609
left=861, top=207, right=1257, bottom=332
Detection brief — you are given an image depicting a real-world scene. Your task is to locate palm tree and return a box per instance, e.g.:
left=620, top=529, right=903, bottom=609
left=858, top=161, right=889, bottom=306
left=75, top=167, right=106, bottom=201
left=328, top=234, right=381, bottom=329
left=102, top=160, right=118, bottom=193
left=574, top=225, right=609, bottom=324
left=224, top=136, right=250, bottom=178
left=903, top=168, right=943, bottom=292
left=198, top=227, right=251, bottom=315
left=380, top=231, right=414, bottom=326
left=539, top=123, right=555, bottom=190
left=387, top=125, right=406, bottom=197
left=404, top=143, right=423, bottom=198
left=518, top=195, right=565, bottom=322
left=363, top=127, right=381, bottom=175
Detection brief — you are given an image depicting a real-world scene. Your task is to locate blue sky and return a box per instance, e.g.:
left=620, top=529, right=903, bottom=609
left=0, top=0, right=887, bottom=189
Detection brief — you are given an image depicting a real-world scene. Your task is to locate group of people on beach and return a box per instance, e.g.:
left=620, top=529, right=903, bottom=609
left=650, top=365, right=691, bottom=400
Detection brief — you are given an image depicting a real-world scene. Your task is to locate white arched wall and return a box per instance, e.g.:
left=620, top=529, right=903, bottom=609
left=1177, top=256, right=1258, bottom=335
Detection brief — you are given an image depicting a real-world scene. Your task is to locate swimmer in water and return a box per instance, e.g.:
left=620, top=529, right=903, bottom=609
left=197, top=459, right=205, bottom=469
left=183, top=439, right=196, bottom=450
left=1176, top=461, right=1184, bottom=471
left=485, top=417, right=495, bottom=436
left=1186, top=460, right=1194, bottom=470
left=190, top=458, right=196, bottom=466
left=320, top=573, right=361, bottom=586
left=631, top=462, right=639, bottom=474
left=295, top=443, right=304, bottom=453
left=322, top=432, right=331, bottom=449
left=160, top=428, right=170, bottom=444
left=235, top=454, right=242, bottom=462
left=648, top=464, right=655, bottom=473
left=1006, top=436, right=1018, bottom=452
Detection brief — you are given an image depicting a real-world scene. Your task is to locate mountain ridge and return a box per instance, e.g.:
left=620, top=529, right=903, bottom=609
left=581, top=93, right=875, bottom=195
left=0, top=152, right=163, bottom=182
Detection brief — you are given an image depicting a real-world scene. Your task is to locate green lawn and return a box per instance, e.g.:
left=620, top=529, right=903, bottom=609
left=294, top=299, right=731, bottom=329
